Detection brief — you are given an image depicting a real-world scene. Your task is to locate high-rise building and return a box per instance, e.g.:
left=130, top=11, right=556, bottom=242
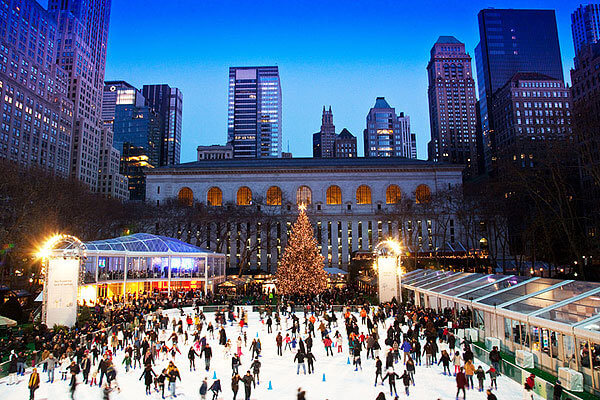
left=427, top=36, right=478, bottom=177
left=227, top=66, right=282, bottom=158
left=102, top=81, right=161, bottom=200
left=197, top=144, right=233, bottom=161
left=98, top=126, right=128, bottom=200
left=0, top=0, right=74, bottom=177
left=571, top=43, right=600, bottom=237
left=475, top=9, right=564, bottom=173
left=572, top=4, right=600, bottom=57
left=48, top=0, right=112, bottom=190
left=142, top=84, right=182, bottom=166
left=363, top=97, right=415, bottom=158
left=490, top=72, right=572, bottom=168
left=313, top=106, right=336, bottom=158
left=334, top=128, right=357, bottom=158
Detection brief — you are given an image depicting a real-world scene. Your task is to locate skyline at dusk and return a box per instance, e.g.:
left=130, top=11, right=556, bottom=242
left=95, top=0, right=580, bottom=162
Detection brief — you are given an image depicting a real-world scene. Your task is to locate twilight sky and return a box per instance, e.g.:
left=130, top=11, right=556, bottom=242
left=101, top=0, right=580, bottom=162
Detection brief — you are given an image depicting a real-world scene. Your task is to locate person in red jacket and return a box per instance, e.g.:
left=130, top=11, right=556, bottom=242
left=456, top=366, right=467, bottom=399
left=526, top=373, right=535, bottom=390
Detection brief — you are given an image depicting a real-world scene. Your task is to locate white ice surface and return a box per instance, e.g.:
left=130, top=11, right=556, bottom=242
left=1, top=308, right=540, bottom=400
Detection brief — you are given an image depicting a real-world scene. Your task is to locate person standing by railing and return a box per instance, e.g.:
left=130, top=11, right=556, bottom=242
left=28, top=368, right=40, bottom=400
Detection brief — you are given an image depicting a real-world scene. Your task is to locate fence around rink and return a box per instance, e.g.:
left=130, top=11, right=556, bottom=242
left=470, top=342, right=586, bottom=400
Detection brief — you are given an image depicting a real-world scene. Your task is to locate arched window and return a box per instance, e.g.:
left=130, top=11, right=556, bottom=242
left=207, top=187, right=222, bottom=206
left=386, top=185, right=402, bottom=204
left=178, top=187, right=193, bottom=206
left=356, top=185, right=372, bottom=204
left=296, top=185, right=312, bottom=205
left=266, top=186, right=282, bottom=206
left=237, top=186, right=252, bottom=206
left=326, top=185, right=342, bottom=205
left=415, top=184, right=431, bottom=204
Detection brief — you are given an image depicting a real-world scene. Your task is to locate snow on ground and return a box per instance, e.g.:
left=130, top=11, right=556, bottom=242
left=1, top=308, right=538, bottom=400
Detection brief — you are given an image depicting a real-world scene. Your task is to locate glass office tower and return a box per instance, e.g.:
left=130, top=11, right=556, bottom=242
left=228, top=66, right=282, bottom=158
left=475, top=9, right=564, bottom=172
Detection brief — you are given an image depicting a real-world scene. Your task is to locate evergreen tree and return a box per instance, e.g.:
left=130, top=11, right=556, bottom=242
left=276, top=206, right=328, bottom=296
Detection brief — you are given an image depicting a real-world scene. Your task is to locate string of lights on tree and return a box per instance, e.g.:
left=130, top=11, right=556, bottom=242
left=275, top=204, right=328, bottom=296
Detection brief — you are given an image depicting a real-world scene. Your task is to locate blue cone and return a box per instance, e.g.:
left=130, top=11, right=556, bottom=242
left=322, top=373, right=326, bottom=382
left=213, top=371, right=217, bottom=379
left=347, top=357, right=350, bottom=365
left=267, top=381, right=273, bottom=390
left=256, top=332, right=259, bottom=338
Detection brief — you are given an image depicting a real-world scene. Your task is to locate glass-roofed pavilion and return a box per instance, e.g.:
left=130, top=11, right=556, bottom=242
left=401, top=269, right=600, bottom=395
left=53, top=233, right=226, bottom=301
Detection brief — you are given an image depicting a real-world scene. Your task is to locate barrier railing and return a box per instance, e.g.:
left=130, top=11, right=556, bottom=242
left=470, top=342, right=585, bottom=400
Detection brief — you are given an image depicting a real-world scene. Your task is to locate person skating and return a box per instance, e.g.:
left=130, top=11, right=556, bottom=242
left=188, top=346, right=199, bottom=371
left=453, top=351, right=462, bottom=376
left=201, top=343, right=213, bottom=371
left=374, top=356, right=384, bottom=386
left=464, top=359, right=475, bottom=389
left=276, top=332, right=283, bottom=356
left=375, top=392, right=386, bottom=400
left=405, top=356, right=415, bottom=385
left=28, top=368, right=40, bottom=400
left=167, top=362, right=181, bottom=398
left=305, top=351, right=316, bottom=374
left=69, top=360, right=80, bottom=399
left=156, top=369, right=167, bottom=399
left=250, top=357, right=261, bottom=383
left=489, top=346, right=501, bottom=373
left=382, top=367, right=400, bottom=397
left=476, top=365, right=486, bottom=392
left=139, top=364, right=156, bottom=395
left=456, top=366, right=467, bottom=399
left=241, top=370, right=255, bottom=400
left=486, top=389, right=497, bottom=400
left=81, top=353, right=91, bottom=384
left=232, top=354, right=241, bottom=374
left=438, top=349, right=451, bottom=375
left=294, top=351, right=307, bottom=375
left=209, top=378, right=221, bottom=400
left=486, top=366, right=498, bottom=390
left=399, top=370, right=411, bottom=396
left=199, top=377, right=208, bottom=400
left=45, top=353, right=56, bottom=383
left=231, top=373, right=241, bottom=400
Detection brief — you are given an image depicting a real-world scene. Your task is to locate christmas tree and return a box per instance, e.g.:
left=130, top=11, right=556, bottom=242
left=276, top=205, right=328, bottom=296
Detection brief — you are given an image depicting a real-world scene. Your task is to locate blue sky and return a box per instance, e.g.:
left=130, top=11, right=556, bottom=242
left=101, top=0, right=580, bottom=162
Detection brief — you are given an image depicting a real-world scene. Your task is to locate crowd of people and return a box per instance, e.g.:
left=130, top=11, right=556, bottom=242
left=1, top=289, right=568, bottom=400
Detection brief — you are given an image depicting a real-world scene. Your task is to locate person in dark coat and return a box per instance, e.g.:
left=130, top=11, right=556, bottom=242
left=456, top=366, right=467, bottom=399
left=209, top=378, right=221, bottom=400
left=219, top=327, right=227, bottom=346
left=486, top=389, right=498, bottom=400
left=382, top=368, right=399, bottom=397
left=231, top=373, right=241, bottom=400
left=375, top=392, right=386, bottom=400
left=553, top=380, right=563, bottom=400
left=81, top=354, right=91, bottom=384
left=139, top=364, right=156, bottom=395
left=305, top=351, right=316, bottom=374
left=241, top=371, right=255, bottom=400
left=201, top=343, right=213, bottom=371
left=399, top=370, right=411, bottom=396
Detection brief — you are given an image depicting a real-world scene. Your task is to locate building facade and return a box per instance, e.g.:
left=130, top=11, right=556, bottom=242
left=475, top=9, right=564, bottom=173
left=571, top=43, right=600, bottom=237
left=146, top=158, right=463, bottom=272
left=363, top=97, right=415, bottom=158
left=227, top=66, right=282, bottom=158
left=48, top=0, right=112, bottom=190
left=334, top=128, right=357, bottom=158
left=0, top=0, right=74, bottom=177
left=572, top=4, right=600, bottom=58
left=490, top=72, right=572, bottom=169
left=197, top=144, right=233, bottom=160
left=427, top=36, right=478, bottom=177
left=142, top=84, right=182, bottom=166
left=98, top=126, right=128, bottom=200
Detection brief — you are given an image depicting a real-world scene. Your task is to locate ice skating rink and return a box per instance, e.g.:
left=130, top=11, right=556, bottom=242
left=1, top=308, right=539, bottom=400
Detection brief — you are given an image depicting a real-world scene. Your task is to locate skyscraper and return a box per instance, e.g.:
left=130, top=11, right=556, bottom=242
left=363, top=97, right=415, bottom=158
left=572, top=4, right=600, bottom=57
left=49, top=0, right=112, bottom=189
left=142, top=84, right=183, bottom=166
left=0, top=0, right=73, bottom=177
left=228, top=66, right=282, bottom=158
left=475, top=9, right=564, bottom=173
left=334, top=128, right=357, bottom=158
left=427, top=36, right=478, bottom=177
left=313, top=106, right=336, bottom=158
left=102, top=82, right=161, bottom=200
